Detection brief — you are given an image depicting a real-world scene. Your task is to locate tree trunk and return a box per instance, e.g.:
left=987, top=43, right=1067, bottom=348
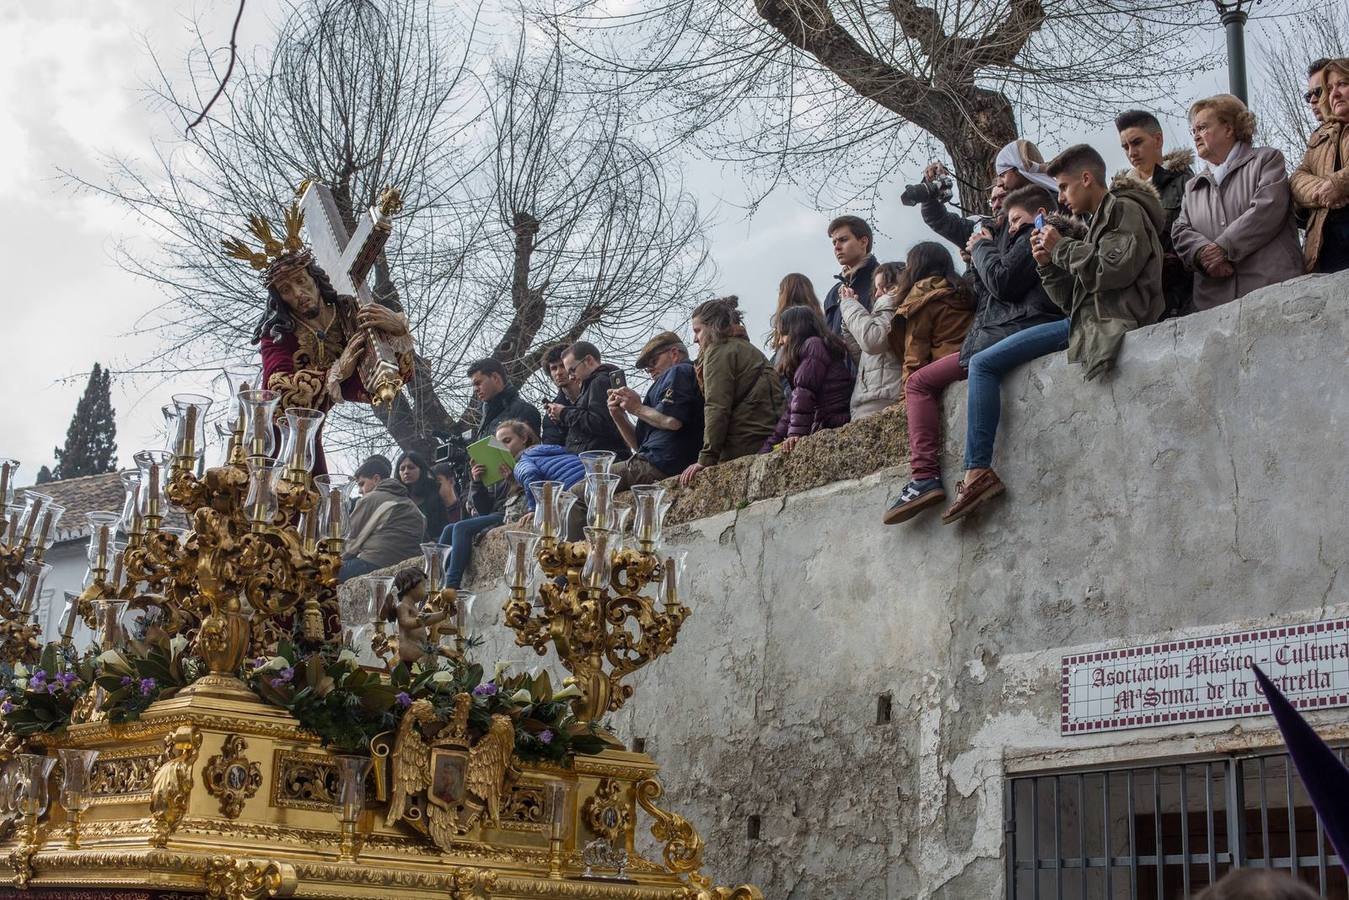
left=933, top=87, right=1018, bottom=216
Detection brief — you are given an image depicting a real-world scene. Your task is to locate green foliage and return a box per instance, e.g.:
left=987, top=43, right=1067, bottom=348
left=0, top=637, right=201, bottom=736
left=94, top=640, right=200, bottom=724
left=35, top=466, right=54, bottom=485
left=0, top=644, right=98, bottom=737
left=250, top=645, right=606, bottom=763
left=248, top=642, right=402, bottom=754
left=52, top=362, right=118, bottom=479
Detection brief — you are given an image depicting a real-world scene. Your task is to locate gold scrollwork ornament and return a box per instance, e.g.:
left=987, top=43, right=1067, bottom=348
left=582, top=777, right=631, bottom=844
left=448, top=866, right=499, bottom=900
left=204, top=733, right=264, bottom=818
left=150, top=725, right=203, bottom=848
left=204, top=856, right=298, bottom=900
left=636, top=778, right=763, bottom=900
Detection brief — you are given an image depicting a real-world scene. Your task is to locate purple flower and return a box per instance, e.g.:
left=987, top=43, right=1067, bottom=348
left=119, top=675, right=133, bottom=686
left=58, top=672, right=78, bottom=687
left=538, top=729, right=554, bottom=745
left=29, top=669, right=46, bottom=685
left=47, top=683, right=60, bottom=695
left=252, top=657, right=267, bottom=668
left=395, top=692, right=412, bottom=708
left=472, top=682, right=497, bottom=697
left=276, top=667, right=295, bottom=684
left=0, top=702, right=12, bottom=714
left=139, top=678, right=157, bottom=697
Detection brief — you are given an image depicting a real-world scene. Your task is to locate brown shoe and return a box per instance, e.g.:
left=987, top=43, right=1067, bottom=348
left=940, top=470, right=1005, bottom=524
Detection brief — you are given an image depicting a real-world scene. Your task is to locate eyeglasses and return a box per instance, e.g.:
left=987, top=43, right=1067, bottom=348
left=1304, top=87, right=1324, bottom=103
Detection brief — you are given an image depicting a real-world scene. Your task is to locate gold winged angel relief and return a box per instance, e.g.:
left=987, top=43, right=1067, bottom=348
left=387, top=694, right=516, bottom=850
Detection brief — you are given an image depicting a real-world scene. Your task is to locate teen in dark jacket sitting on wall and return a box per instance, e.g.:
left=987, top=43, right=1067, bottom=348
left=760, top=307, right=854, bottom=454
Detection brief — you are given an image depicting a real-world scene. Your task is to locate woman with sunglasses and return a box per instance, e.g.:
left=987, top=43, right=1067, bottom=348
left=1292, top=58, right=1349, bottom=274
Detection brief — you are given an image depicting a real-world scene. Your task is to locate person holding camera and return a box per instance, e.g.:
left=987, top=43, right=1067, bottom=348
left=883, top=184, right=1065, bottom=525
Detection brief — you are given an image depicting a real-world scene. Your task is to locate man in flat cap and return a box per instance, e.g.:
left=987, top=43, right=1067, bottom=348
left=604, top=331, right=704, bottom=490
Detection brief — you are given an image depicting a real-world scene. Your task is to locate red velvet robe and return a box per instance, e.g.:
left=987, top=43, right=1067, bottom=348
left=258, top=296, right=414, bottom=474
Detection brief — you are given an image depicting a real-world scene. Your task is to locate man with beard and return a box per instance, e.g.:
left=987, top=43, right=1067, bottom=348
left=230, top=203, right=415, bottom=473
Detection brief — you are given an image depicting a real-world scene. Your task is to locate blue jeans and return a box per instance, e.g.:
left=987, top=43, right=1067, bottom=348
left=338, top=557, right=381, bottom=584
left=964, top=320, right=1070, bottom=470
left=442, top=513, right=504, bottom=589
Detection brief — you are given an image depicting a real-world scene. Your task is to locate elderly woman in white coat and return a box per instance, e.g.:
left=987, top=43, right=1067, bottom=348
left=1172, top=94, right=1304, bottom=312
left=839, top=260, right=906, bottom=420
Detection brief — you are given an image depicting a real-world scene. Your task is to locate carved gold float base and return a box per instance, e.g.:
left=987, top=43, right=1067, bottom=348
left=0, top=689, right=761, bottom=900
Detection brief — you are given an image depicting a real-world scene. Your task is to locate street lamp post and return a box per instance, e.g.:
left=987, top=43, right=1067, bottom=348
left=1213, top=0, right=1259, bottom=105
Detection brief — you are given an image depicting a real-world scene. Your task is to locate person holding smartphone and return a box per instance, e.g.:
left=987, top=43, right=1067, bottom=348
left=557, top=341, right=632, bottom=460
left=601, top=331, right=705, bottom=491
left=883, top=183, right=1065, bottom=526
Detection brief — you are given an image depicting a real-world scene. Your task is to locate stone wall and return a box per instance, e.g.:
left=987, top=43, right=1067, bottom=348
left=341, top=270, right=1349, bottom=899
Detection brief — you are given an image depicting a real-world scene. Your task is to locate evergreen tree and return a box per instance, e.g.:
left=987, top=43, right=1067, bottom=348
left=35, top=466, right=54, bottom=484
left=52, top=364, right=118, bottom=480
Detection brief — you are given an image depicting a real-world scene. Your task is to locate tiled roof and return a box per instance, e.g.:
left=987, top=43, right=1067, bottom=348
left=18, top=472, right=125, bottom=545
left=18, top=471, right=188, bottom=545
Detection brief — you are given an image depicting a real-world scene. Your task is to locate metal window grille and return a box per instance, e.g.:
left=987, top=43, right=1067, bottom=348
left=1006, top=748, right=1348, bottom=900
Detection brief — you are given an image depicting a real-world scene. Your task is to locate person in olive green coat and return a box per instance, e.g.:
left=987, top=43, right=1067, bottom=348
left=679, top=296, right=783, bottom=486
left=1032, top=144, right=1167, bottom=383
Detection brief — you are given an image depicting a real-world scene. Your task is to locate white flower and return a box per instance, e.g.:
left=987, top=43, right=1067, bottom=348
left=169, top=635, right=189, bottom=657
left=12, top=663, right=29, bottom=678
left=256, top=656, right=289, bottom=673
left=509, top=689, right=533, bottom=704
left=491, top=660, right=513, bottom=682
left=550, top=684, right=582, bottom=701
left=95, top=650, right=124, bottom=667
left=337, top=649, right=358, bottom=664
left=431, top=670, right=454, bottom=684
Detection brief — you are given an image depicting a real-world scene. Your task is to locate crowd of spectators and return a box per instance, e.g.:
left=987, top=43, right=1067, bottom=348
left=338, top=62, right=1349, bottom=582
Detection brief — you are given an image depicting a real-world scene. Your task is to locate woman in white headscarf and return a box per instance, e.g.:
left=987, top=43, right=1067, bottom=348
left=994, top=139, right=1061, bottom=194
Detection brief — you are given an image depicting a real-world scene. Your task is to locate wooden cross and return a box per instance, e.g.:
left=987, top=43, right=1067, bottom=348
left=298, top=181, right=407, bottom=406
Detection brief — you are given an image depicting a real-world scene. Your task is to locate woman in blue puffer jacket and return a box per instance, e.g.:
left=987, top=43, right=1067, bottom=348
left=498, top=419, right=587, bottom=511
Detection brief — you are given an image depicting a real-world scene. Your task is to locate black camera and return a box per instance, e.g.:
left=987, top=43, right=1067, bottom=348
left=432, top=429, right=471, bottom=480
left=900, top=173, right=955, bottom=207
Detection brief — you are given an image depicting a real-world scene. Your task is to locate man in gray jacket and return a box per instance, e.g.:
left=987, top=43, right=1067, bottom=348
left=338, top=455, right=426, bottom=583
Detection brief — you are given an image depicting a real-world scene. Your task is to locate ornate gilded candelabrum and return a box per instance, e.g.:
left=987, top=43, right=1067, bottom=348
left=0, top=460, right=65, bottom=666
left=34, top=376, right=350, bottom=702
left=502, top=454, right=690, bottom=729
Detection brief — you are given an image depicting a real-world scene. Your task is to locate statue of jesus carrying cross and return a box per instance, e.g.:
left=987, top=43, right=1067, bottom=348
left=223, top=182, right=416, bottom=473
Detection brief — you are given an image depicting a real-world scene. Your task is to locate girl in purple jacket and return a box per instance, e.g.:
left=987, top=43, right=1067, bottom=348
left=760, top=307, right=855, bottom=453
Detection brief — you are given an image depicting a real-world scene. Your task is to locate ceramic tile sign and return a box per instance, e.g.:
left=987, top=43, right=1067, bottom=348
left=1061, top=618, right=1349, bottom=735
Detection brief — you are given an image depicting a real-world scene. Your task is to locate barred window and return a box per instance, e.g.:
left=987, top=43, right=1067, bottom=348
left=1006, top=749, right=1347, bottom=899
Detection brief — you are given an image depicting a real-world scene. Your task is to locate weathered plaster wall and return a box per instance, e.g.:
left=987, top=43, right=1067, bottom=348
left=342, top=270, right=1349, bottom=899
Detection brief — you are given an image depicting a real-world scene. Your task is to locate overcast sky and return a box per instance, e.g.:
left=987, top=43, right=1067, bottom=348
left=3, top=0, right=1261, bottom=487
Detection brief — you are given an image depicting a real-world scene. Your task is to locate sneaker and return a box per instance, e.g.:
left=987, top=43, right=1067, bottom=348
left=940, top=470, right=1005, bottom=525
left=882, top=478, right=946, bottom=525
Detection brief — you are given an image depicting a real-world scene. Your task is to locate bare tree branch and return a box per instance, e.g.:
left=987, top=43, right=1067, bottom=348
left=542, top=0, right=1233, bottom=212
left=68, top=0, right=714, bottom=461
left=184, top=0, right=247, bottom=134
